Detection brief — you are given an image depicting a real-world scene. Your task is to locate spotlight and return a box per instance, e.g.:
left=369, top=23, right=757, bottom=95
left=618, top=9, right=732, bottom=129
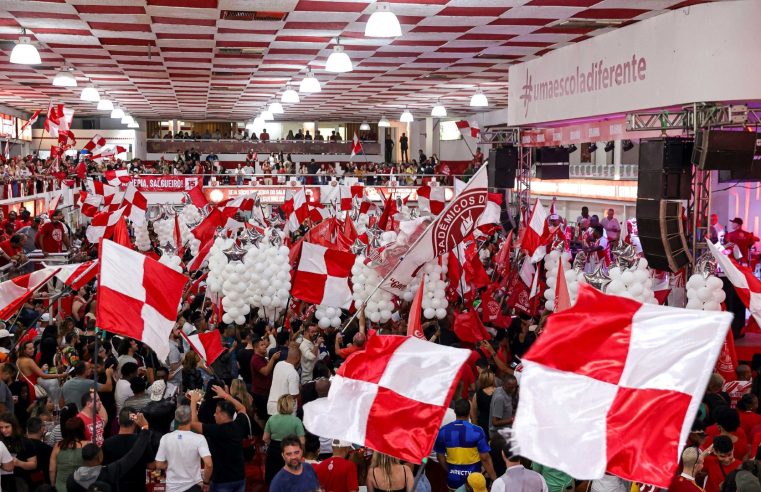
left=622, top=139, right=634, bottom=152
left=588, top=143, right=598, bottom=152
left=604, top=141, right=615, bottom=152
left=567, top=144, right=577, bottom=154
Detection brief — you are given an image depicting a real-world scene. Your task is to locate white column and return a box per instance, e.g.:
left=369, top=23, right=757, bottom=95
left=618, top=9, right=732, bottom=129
left=613, top=139, right=622, bottom=180
left=594, top=141, right=607, bottom=167
left=379, top=126, right=386, bottom=162
left=425, top=117, right=434, bottom=158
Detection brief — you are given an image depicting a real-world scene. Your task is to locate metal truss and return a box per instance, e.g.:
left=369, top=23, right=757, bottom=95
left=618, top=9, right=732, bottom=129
left=626, top=103, right=753, bottom=132
left=507, top=146, right=532, bottom=226
left=478, top=126, right=520, bottom=146
left=689, top=167, right=712, bottom=266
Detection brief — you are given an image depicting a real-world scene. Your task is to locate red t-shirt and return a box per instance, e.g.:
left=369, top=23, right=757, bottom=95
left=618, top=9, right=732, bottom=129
left=78, top=411, right=105, bottom=447
left=337, top=345, right=363, bottom=360
left=702, top=429, right=749, bottom=461
left=314, top=457, right=358, bottom=492
left=702, top=455, right=740, bottom=492
left=0, top=240, right=21, bottom=266
left=739, top=411, right=761, bottom=442
left=37, top=222, right=65, bottom=253
left=13, top=219, right=30, bottom=231
left=250, top=354, right=272, bottom=396
left=667, top=475, right=703, bottom=492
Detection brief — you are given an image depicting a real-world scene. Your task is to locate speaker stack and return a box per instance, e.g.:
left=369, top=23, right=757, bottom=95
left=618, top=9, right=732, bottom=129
left=636, top=138, right=693, bottom=272
left=488, top=147, right=518, bottom=189
left=534, top=147, right=570, bottom=179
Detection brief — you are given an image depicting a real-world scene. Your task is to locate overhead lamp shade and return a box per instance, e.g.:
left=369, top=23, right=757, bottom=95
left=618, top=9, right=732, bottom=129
left=111, top=107, right=125, bottom=119
left=281, top=88, right=300, bottom=103
left=261, top=110, right=274, bottom=121
left=53, top=69, right=77, bottom=87
left=470, top=89, right=489, bottom=107
left=400, top=109, right=413, bottom=123
left=97, top=98, right=114, bottom=111
left=268, top=101, right=284, bottom=114
left=80, top=85, right=100, bottom=102
left=121, top=114, right=133, bottom=124
left=325, top=45, right=353, bottom=73
left=299, top=71, right=321, bottom=93
left=431, top=104, right=447, bottom=117
left=128, top=120, right=139, bottom=129
left=359, top=121, right=371, bottom=131
left=378, top=116, right=390, bottom=127
left=10, top=37, right=40, bottom=65
left=365, top=2, right=402, bottom=38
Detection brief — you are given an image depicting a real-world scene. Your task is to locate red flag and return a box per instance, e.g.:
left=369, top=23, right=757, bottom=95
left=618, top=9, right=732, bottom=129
left=111, top=218, right=132, bottom=249
left=187, top=181, right=208, bottom=208
left=190, top=208, right=224, bottom=244
left=20, top=110, right=40, bottom=132
left=406, top=278, right=425, bottom=340
left=494, top=231, right=513, bottom=279
left=453, top=309, right=490, bottom=343
left=350, top=132, right=363, bottom=158
left=291, top=242, right=355, bottom=308
left=716, top=330, right=739, bottom=382
left=0, top=269, right=60, bottom=320
left=554, top=260, right=572, bottom=312
left=377, top=191, right=398, bottom=231
left=182, top=330, right=225, bottom=366
left=174, top=215, right=184, bottom=257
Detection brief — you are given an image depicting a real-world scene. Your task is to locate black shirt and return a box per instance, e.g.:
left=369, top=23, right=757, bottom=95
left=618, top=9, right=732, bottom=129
left=27, top=438, right=52, bottom=487
left=102, top=433, right=155, bottom=492
left=236, top=348, right=255, bottom=385
left=202, top=413, right=248, bottom=483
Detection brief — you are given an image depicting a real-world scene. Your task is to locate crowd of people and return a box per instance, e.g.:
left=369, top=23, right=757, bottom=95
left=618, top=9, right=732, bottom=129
left=154, top=128, right=378, bottom=143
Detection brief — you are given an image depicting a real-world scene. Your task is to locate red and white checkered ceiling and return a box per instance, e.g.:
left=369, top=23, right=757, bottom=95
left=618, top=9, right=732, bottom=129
left=0, top=0, right=714, bottom=121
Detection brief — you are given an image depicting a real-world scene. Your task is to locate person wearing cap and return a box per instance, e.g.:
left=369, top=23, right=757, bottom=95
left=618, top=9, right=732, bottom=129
left=142, top=380, right=176, bottom=435
left=454, top=472, right=488, bottom=492
left=314, top=439, right=359, bottom=492
left=490, top=437, right=547, bottom=492
left=724, top=217, right=759, bottom=262
left=667, top=447, right=703, bottom=492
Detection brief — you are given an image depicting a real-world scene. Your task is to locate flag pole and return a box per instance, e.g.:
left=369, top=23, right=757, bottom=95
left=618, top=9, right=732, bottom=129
left=411, top=458, right=428, bottom=490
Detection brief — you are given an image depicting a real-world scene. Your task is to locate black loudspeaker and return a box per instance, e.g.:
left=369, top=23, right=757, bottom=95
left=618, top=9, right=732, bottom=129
left=637, top=138, right=693, bottom=200
left=488, top=147, right=517, bottom=189
left=535, top=164, right=570, bottom=179
left=534, top=147, right=569, bottom=163
left=636, top=198, right=692, bottom=272
left=692, top=129, right=757, bottom=170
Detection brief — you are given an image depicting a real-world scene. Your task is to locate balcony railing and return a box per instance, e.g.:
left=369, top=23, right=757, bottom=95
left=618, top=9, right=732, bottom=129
left=569, top=164, right=638, bottom=180
left=146, top=139, right=381, bottom=155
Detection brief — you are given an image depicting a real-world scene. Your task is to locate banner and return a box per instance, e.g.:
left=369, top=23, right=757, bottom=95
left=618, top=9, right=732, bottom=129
left=508, top=0, right=761, bottom=125
left=203, top=186, right=321, bottom=205
left=132, top=175, right=200, bottom=192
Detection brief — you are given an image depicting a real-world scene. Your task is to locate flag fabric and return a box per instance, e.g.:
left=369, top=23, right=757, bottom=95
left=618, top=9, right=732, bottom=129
left=416, top=185, right=445, bottom=215
left=453, top=309, right=490, bottom=343
left=83, top=134, right=106, bottom=153
left=523, top=198, right=548, bottom=263
left=282, top=189, right=309, bottom=232
left=477, top=192, right=503, bottom=234
left=350, top=132, right=363, bottom=158
left=86, top=206, right=127, bottom=244
left=715, top=331, right=739, bottom=383
left=182, top=330, right=224, bottom=366
left=44, top=104, right=64, bottom=137
left=45, top=261, right=98, bottom=291
left=187, top=181, right=208, bottom=208
left=77, top=191, right=103, bottom=218
left=291, top=242, right=355, bottom=309
left=454, top=120, right=481, bottom=139
left=20, top=110, right=40, bottom=132
left=187, top=239, right=213, bottom=272
left=340, top=185, right=364, bottom=211
left=303, top=335, right=470, bottom=463
left=376, top=165, right=488, bottom=297
left=119, top=184, right=148, bottom=225
left=97, top=239, right=188, bottom=361
left=554, top=260, right=572, bottom=312
left=493, top=231, right=513, bottom=279
left=111, top=217, right=132, bottom=248
left=47, top=193, right=61, bottom=217
left=512, top=284, right=732, bottom=487
left=0, top=269, right=60, bottom=320
left=407, top=278, right=425, bottom=340
left=377, top=191, right=399, bottom=231
left=104, top=169, right=130, bottom=186
left=57, top=130, right=76, bottom=149
left=706, top=240, right=761, bottom=325
left=190, top=208, right=225, bottom=244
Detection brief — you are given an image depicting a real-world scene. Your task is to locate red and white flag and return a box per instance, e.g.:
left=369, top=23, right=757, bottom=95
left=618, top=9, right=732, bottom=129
left=104, top=168, right=130, bottom=185
left=119, top=183, right=148, bottom=225
left=476, top=192, right=503, bottom=235
left=707, top=240, right=761, bottom=325
left=77, top=191, right=103, bottom=218
left=291, top=242, right=355, bottom=309
left=513, top=284, right=732, bottom=487
left=83, top=134, right=106, bottom=153
left=416, top=185, right=445, bottom=215
left=554, top=259, right=571, bottom=312
left=340, top=185, right=364, bottom=211
left=282, top=189, right=309, bottom=232
left=303, top=335, right=470, bottom=463
left=406, top=278, right=425, bottom=340
left=455, top=120, right=481, bottom=139
left=182, top=330, right=224, bottom=366
left=350, top=132, right=363, bottom=159
left=97, top=239, right=188, bottom=361
left=45, top=261, right=99, bottom=291
left=0, top=269, right=60, bottom=320
left=86, top=206, right=127, bottom=244
left=523, top=198, right=548, bottom=263
left=44, top=104, right=73, bottom=138
left=20, top=110, right=40, bottom=132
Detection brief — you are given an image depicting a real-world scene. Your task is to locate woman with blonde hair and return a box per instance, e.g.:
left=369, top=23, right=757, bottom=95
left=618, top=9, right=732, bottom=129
left=229, top=379, right=254, bottom=418
left=367, top=452, right=413, bottom=492
left=470, top=369, right=497, bottom=436
left=263, top=395, right=305, bottom=485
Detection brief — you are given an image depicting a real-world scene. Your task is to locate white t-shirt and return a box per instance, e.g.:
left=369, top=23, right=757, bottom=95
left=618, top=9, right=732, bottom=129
left=267, top=361, right=300, bottom=415
left=155, top=430, right=211, bottom=492
left=0, top=441, right=13, bottom=485
left=115, top=378, right=134, bottom=412
left=299, top=339, right=317, bottom=384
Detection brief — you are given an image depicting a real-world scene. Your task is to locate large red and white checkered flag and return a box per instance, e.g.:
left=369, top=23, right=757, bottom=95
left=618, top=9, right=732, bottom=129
left=340, top=185, right=364, bottom=211
left=83, top=134, right=106, bottom=153
left=303, top=335, right=469, bottom=463
left=0, top=268, right=60, bottom=320
left=115, top=183, right=148, bottom=225
left=455, top=120, right=481, bottom=138
left=707, top=240, right=761, bottom=325
left=86, top=206, right=127, bottom=244
left=522, top=198, right=548, bottom=263
left=281, top=189, right=309, bottom=233
left=97, top=239, right=188, bottom=361
left=77, top=191, right=103, bottom=218
left=416, top=185, right=445, bottom=215
left=103, top=168, right=130, bottom=185
left=513, top=284, right=732, bottom=487
left=291, top=242, right=355, bottom=308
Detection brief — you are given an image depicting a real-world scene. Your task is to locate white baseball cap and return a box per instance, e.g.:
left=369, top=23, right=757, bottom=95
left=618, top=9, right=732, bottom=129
left=0, top=329, right=11, bottom=339
left=40, top=313, right=51, bottom=322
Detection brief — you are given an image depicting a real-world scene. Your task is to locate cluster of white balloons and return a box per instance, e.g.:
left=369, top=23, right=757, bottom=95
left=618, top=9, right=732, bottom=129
left=244, top=232, right=291, bottom=319
left=206, top=237, right=234, bottom=296
left=605, top=259, right=657, bottom=304
left=221, top=258, right=251, bottom=326
left=380, top=230, right=398, bottom=246
left=315, top=305, right=343, bottom=329
left=351, top=257, right=394, bottom=324
left=354, top=214, right=372, bottom=235
left=133, top=221, right=151, bottom=252
left=686, top=274, right=726, bottom=311
left=152, top=218, right=176, bottom=248
left=420, top=261, right=448, bottom=320
left=544, top=250, right=579, bottom=311
left=158, top=252, right=183, bottom=273
left=179, top=205, right=203, bottom=256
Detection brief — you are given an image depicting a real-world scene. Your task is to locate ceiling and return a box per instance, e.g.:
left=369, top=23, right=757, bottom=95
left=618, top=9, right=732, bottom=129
left=0, top=0, right=715, bottom=122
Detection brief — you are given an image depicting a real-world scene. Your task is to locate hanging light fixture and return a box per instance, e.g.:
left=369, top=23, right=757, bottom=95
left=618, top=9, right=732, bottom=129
left=111, top=106, right=125, bottom=119
left=431, top=100, right=447, bottom=117
left=400, top=108, right=413, bottom=123
left=10, top=32, right=40, bottom=65
left=268, top=101, right=284, bottom=114
left=52, top=67, right=77, bottom=87
left=299, top=68, right=321, bottom=93
left=325, top=37, right=353, bottom=73
left=377, top=115, right=390, bottom=127
left=261, top=109, right=274, bottom=121
left=359, top=121, right=371, bottom=131
left=365, top=2, right=402, bottom=38
left=281, top=84, right=300, bottom=103
left=80, top=85, right=100, bottom=102
left=470, top=87, right=489, bottom=107
left=121, top=114, right=133, bottom=125
left=97, top=98, right=114, bottom=111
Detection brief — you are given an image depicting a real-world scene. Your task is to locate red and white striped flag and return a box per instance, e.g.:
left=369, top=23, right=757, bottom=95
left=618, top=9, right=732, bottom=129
left=104, top=168, right=130, bottom=185
left=97, top=239, right=188, bottom=361
left=46, top=261, right=99, bottom=291
left=303, top=335, right=470, bottom=463
left=0, top=268, right=60, bottom=320
left=77, top=191, right=103, bottom=218
left=455, top=120, right=481, bottom=139
left=282, top=189, right=309, bottom=233
left=86, top=206, right=127, bottom=244
left=20, top=110, right=40, bottom=132
left=476, top=192, right=503, bottom=235
left=182, top=330, right=224, bottom=366
left=523, top=198, right=548, bottom=263
left=416, top=185, right=445, bottom=215
left=707, top=240, right=761, bottom=325
left=291, top=242, right=355, bottom=309
left=350, top=132, right=363, bottom=158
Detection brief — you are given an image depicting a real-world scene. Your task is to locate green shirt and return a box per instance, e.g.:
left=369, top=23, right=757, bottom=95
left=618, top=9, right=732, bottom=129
left=532, top=462, right=573, bottom=492
left=264, top=414, right=305, bottom=441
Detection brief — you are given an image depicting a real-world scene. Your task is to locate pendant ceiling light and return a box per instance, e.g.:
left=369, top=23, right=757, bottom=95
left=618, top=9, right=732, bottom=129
left=10, top=34, right=40, bottom=65
left=111, top=107, right=125, bottom=119
left=80, top=85, right=100, bottom=102
left=359, top=121, right=371, bottom=131
left=268, top=101, right=284, bottom=114
left=377, top=116, right=390, bottom=127
left=470, top=87, right=489, bottom=107
left=121, top=114, right=133, bottom=125
left=253, top=116, right=265, bottom=127
left=431, top=101, right=447, bottom=117
left=299, top=68, right=321, bottom=93
left=400, top=108, right=413, bottom=123
left=365, top=2, right=402, bottom=38
left=97, top=98, right=114, bottom=111
left=52, top=67, right=77, bottom=87
left=325, top=38, right=353, bottom=73
left=281, top=85, right=300, bottom=103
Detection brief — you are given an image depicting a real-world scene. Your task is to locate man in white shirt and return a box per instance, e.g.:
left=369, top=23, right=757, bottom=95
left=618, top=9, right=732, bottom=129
left=299, top=325, right=323, bottom=384
left=490, top=439, right=548, bottom=492
left=267, top=345, right=301, bottom=415
left=154, top=405, right=213, bottom=492
left=115, top=362, right=138, bottom=413
left=600, top=208, right=621, bottom=243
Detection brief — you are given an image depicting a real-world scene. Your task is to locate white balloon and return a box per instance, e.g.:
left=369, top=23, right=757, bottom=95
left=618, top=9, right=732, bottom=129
left=369, top=312, right=381, bottom=323
left=545, top=300, right=555, bottom=311
left=628, top=283, right=643, bottom=297
left=704, top=301, right=721, bottom=311
left=435, top=308, right=447, bottom=319
left=325, top=307, right=337, bottom=318
left=222, top=313, right=233, bottom=324
left=607, top=279, right=626, bottom=295
left=423, top=308, right=436, bottom=319
left=318, top=317, right=331, bottom=329
left=235, top=316, right=246, bottom=325
left=697, top=287, right=712, bottom=302
left=380, top=309, right=392, bottom=320
left=330, top=317, right=341, bottom=328
left=711, top=290, right=726, bottom=304
left=686, top=298, right=702, bottom=310
left=402, top=292, right=413, bottom=302
left=706, top=276, right=724, bottom=290
left=261, top=295, right=272, bottom=306
left=621, top=271, right=634, bottom=285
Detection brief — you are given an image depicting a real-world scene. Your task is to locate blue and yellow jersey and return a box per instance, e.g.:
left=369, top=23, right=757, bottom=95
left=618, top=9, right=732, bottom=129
left=434, top=420, right=491, bottom=489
